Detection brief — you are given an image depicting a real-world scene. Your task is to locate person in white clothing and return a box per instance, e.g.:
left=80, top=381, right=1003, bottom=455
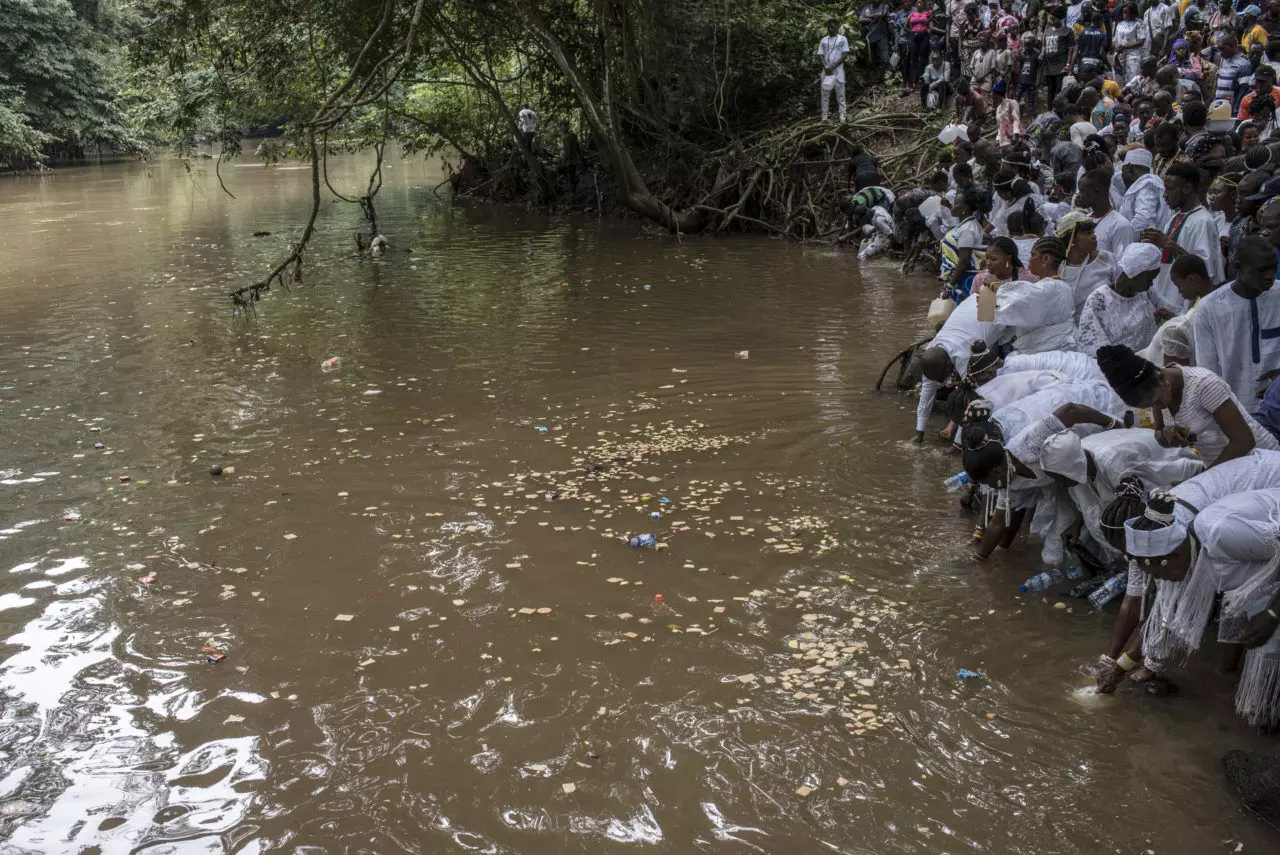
left=857, top=203, right=896, bottom=260
left=1143, top=162, right=1223, bottom=314
left=959, top=390, right=1125, bottom=562
left=913, top=292, right=1009, bottom=441
left=1144, top=0, right=1176, bottom=60
left=995, top=236, right=1079, bottom=354
left=1140, top=254, right=1215, bottom=367
left=1056, top=210, right=1116, bottom=317
left=517, top=106, right=538, bottom=150
left=1113, top=2, right=1150, bottom=84
left=1077, top=168, right=1135, bottom=257
left=1192, top=235, right=1280, bottom=407
left=1039, top=427, right=1202, bottom=565
left=1114, top=489, right=1280, bottom=727
left=1097, top=344, right=1280, bottom=468
left=1076, top=242, right=1161, bottom=356
left=1094, top=452, right=1280, bottom=694
left=1118, top=147, right=1168, bottom=232
left=818, top=19, right=850, bottom=121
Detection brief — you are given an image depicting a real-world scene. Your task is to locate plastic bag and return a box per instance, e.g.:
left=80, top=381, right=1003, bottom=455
left=938, top=123, right=969, bottom=144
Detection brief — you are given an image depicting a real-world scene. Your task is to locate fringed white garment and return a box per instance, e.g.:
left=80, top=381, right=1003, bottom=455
left=1189, top=489, right=1280, bottom=727
left=1142, top=459, right=1280, bottom=661
left=1237, top=635, right=1280, bottom=728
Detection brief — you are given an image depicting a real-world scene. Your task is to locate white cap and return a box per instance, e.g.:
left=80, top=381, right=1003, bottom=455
left=1124, top=515, right=1189, bottom=557
left=1123, top=148, right=1154, bottom=169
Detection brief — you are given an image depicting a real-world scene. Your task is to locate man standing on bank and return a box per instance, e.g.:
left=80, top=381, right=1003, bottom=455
left=819, top=17, right=851, bottom=122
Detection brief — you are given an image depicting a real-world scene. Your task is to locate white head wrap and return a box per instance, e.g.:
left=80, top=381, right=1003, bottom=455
left=1124, top=510, right=1190, bottom=557
left=1123, top=147, right=1153, bottom=169
left=1118, top=241, right=1163, bottom=278
left=1040, top=430, right=1087, bottom=484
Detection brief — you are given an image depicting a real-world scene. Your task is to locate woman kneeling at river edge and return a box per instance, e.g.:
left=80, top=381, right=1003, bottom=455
left=1100, top=489, right=1280, bottom=728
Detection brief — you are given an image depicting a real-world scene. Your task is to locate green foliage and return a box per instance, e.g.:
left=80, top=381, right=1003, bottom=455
left=0, top=0, right=144, bottom=167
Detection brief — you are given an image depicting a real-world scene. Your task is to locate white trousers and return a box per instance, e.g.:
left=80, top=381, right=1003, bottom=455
left=820, top=79, right=846, bottom=121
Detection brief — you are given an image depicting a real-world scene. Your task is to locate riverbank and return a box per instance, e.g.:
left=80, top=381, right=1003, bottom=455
left=450, top=92, right=941, bottom=242
left=0, top=152, right=1272, bottom=853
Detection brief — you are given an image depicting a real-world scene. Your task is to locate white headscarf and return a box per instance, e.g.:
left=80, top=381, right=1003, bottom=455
left=1040, top=430, right=1088, bottom=484
left=1118, top=241, right=1163, bottom=278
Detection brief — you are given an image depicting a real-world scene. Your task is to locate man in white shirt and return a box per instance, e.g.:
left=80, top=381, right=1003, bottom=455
left=1077, top=168, right=1136, bottom=257
left=1194, top=235, right=1280, bottom=407
left=1119, top=147, right=1168, bottom=232
left=517, top=106, right=538, bottom=150
left=818, top=18, right=850, bottom=121
left=1143, top=161, right=1224, bottom=314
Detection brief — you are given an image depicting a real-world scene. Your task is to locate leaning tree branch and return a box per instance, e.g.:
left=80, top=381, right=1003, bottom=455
left=230, top=130, right=322, bottom=307
left=229, top=0, right=428, bottom=305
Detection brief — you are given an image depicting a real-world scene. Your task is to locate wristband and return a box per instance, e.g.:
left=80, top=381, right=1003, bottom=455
left=1117, top=652, right=1138, bottom=672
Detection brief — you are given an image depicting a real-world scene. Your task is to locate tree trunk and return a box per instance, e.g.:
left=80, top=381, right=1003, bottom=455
left=516, top=0, right=711, bottom=233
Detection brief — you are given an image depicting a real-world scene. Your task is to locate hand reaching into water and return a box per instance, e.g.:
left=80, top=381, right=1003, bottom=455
left=1095, top=662, right=1127, bottom=693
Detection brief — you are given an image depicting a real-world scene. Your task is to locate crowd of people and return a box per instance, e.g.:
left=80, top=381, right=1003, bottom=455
left=836, top=0, right=1280, bottom=803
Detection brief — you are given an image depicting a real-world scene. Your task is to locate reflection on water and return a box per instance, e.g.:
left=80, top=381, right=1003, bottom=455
left=0, top=149, right=1273, bottom=853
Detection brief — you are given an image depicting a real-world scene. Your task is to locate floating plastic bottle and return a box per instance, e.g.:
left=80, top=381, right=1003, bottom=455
left=943, top=471, right=971, bottom=492
left=1020, top=564, right=1086, bottom=593
left=320, top=356, right=342, bottom=373
left=1088, top=573, right=1128, bottom=609
left=628, top=534, right=656, bottom=548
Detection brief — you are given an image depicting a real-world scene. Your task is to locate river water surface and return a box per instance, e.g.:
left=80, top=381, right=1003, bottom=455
left=0, top=151, right=1274, bottom=853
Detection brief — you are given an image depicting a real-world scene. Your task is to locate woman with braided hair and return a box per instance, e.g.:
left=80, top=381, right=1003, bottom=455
left=1095, top=450, right=1280, bottom=695
left=1041, top=432, right=1203, bottom=670
left=1096, top=343, right=1279, bottom=467
left=970, top=236, right=1035, bottom=293
left=1106, top=487, right=1280, bottom=726
left=961, top=383, right=1126, bottom=563
left=993, top=236, right=1080, bottom=355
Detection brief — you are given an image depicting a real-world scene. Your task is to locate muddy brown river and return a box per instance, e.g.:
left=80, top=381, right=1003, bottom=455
left=0, top=150, right=1274, bottom=853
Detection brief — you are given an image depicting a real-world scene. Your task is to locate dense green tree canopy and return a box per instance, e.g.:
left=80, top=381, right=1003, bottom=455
left=0, top=0, right=143, bottom=167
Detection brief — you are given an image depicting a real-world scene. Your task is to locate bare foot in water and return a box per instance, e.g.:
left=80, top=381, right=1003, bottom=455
left=1131, top=666, right=1178, bottom=695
